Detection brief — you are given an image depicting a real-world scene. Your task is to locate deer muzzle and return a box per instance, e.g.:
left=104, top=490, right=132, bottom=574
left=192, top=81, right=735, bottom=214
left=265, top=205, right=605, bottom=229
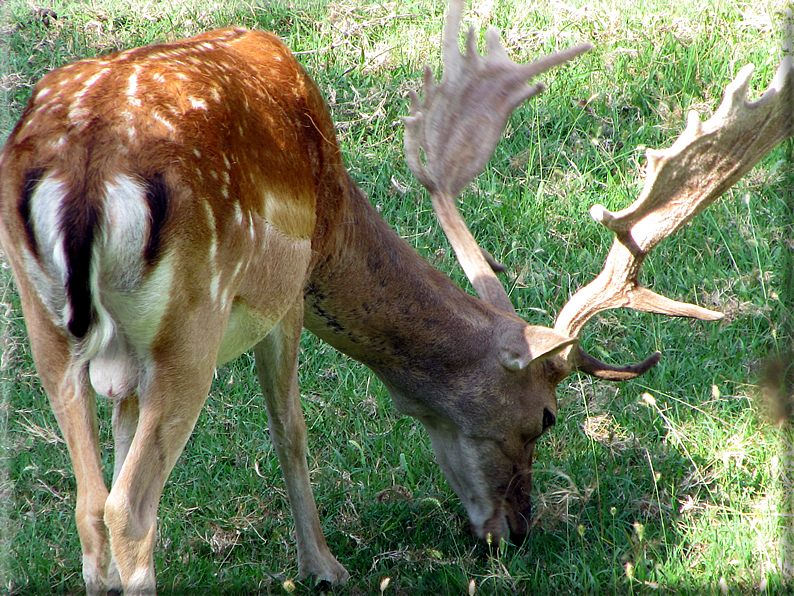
left=470, top=469, right=532, bottom=544
left=503, top=467, right=533, bottom=543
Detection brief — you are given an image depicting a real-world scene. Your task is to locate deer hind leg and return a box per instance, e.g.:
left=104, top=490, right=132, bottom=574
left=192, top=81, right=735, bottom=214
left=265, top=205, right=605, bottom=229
left=21, top=299, right=113, bottom=596
left=106, top=393, right=140, bottom=591
left=103, top=331, right=218, bottom=595
left=253, top=297, right=350, bottom=584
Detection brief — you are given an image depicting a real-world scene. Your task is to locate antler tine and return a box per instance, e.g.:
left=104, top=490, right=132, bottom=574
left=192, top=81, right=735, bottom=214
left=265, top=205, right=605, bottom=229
left=555, top=11, right=794, bottom=377
left=403, top=0, right=592, bottom=313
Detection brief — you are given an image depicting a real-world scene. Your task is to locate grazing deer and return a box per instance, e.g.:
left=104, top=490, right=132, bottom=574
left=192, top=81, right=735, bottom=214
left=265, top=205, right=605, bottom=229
left=1, top=0, right=792, bottom=592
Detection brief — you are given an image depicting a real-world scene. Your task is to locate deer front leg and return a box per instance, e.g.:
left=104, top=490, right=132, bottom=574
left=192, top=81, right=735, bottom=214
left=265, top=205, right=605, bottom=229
left=253, top=298, right=349, bottom=584
left=103, top=334, right=218, bottom=595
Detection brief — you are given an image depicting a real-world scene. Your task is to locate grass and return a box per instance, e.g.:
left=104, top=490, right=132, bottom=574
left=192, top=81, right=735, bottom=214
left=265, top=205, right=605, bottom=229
left=1, top=0, right=793, bottom=594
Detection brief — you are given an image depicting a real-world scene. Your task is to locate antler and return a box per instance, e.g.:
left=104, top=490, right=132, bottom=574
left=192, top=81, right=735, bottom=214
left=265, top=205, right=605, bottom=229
left=405, top=1, right=792, bottom=380
left=402, top=0, right=592, bottom=313
left=555, top=14, right=794, bottom=374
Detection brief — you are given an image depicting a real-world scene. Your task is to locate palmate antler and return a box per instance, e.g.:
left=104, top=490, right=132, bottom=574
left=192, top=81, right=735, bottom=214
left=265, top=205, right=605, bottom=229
left=555, top=50, right=794, bottom=335
left=405, top=0, right=794, bottom=379
left=402, top=0, right=592, bottom=313
left=553, top=13, right=793, bottom=375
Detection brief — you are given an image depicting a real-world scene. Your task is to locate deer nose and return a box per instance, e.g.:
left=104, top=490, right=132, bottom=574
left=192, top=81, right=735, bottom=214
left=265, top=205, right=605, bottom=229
left=505, top=500, right=531, bottom=545
left=542, top=407, right=556, bottom=430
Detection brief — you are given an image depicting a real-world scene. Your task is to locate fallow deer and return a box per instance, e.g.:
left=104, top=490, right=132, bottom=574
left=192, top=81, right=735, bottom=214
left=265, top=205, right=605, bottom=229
left=0, top=1, right=791, bottom=593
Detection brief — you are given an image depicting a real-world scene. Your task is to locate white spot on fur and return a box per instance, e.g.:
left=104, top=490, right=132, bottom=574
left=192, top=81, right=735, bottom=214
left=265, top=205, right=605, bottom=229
left=234, top=202, right=243, bottom=225
left=203, top=201, right=216, bottom=232
left=202, top=201, right=221, bottom=303
left=66, top=69, right=110, bottom=126
left=209, top=272, right=221, bottom=303
left=68, top=106, right=91, bottom=126
left=219, top=284, right=231, bottom=312
left=127, top=70, right=142, bottom=107
left=231, top=260, right=244, bottom=281
left=151, top=111, right=176, bottom=134
left=47, top=135, right=68, bottom=152
left=127, top=68, right=138, bottom=97
left=188, top=97, right=207, bottom=111
left=35, top=87, right=53, bottom=102
left=69, top=69, right=109, bottom=108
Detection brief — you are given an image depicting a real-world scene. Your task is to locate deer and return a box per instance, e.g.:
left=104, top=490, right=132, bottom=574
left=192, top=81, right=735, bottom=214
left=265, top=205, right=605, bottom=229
left=0, top=0, right=791, bottom=592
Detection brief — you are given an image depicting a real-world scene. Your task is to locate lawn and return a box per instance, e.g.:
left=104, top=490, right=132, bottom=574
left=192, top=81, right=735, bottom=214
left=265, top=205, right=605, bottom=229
left=1, top=0, right=792, bottom=594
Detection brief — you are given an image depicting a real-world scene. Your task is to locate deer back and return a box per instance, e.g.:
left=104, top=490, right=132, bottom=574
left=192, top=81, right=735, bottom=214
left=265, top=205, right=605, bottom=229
left=0, top=28, right=354, bottom=379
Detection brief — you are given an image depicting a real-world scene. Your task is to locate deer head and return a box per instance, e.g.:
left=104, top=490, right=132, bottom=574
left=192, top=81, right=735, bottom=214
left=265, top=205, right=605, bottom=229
left=400, top=0, right=794, bottom=540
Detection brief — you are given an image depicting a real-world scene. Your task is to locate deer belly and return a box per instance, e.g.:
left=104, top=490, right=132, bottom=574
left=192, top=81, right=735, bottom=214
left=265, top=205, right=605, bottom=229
left=216, top=301, right=278, bottom=364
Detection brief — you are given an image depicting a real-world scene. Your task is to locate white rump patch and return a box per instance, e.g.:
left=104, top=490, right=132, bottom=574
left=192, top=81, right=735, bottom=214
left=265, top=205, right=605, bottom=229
left=99, top=174, right=149, bottom=291
left=26, top=174, right=69, bottom=321
left=72, top=174, right=151, bottom=378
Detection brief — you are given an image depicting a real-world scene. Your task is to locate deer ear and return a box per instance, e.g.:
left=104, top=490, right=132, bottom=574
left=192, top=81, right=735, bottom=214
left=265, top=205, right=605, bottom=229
left=498, top=326, right=577, bottom=372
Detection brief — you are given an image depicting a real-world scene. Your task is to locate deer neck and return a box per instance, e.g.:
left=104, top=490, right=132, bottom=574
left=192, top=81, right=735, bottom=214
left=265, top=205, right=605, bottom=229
left=303, top=175, right=502, bottom=402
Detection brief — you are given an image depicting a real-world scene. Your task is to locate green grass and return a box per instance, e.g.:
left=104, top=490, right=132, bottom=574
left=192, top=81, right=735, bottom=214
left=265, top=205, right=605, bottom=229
left=1, top=0, right=793, bottom=594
